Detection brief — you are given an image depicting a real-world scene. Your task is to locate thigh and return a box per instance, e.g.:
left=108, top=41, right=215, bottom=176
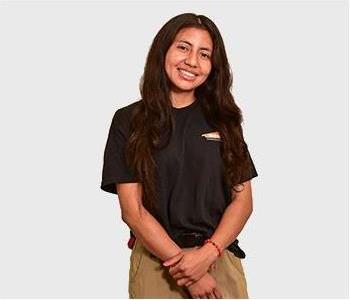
left=208, top=249, right=249, bottom=299
left=128, top=239, right=190, bottom=299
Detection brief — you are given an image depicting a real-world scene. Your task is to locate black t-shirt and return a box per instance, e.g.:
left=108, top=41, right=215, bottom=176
left=101, top=99, right=258, bottom=241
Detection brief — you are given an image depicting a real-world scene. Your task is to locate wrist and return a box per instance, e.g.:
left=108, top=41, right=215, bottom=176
left=204, top=238, right=223, bottom=257
left=200, top=242, right=220, bottom=262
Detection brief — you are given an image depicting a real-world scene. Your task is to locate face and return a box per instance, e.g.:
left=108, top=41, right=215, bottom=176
left=164, top=27, right=213, bottom=97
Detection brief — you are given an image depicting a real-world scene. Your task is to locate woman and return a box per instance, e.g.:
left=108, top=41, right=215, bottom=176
left=101, top=13, right=258, bottom=298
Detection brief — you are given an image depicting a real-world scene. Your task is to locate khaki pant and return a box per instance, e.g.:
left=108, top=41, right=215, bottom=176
left=128, top=239, right=249, bottom=299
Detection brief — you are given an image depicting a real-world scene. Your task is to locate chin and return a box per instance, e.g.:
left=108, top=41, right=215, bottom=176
left=173, top=85, right=196, bottom=93
left=172, top=81, right=198, bottom=91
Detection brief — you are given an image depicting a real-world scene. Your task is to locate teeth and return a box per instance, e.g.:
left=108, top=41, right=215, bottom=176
left=179, top=69, right=196, bottom=77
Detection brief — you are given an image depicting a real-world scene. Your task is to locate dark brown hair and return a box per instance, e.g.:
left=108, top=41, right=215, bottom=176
left=125, top=13, right=251, bottom=216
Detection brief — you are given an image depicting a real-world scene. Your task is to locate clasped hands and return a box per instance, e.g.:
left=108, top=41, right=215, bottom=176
left=162, top=244, right=223, bottom=298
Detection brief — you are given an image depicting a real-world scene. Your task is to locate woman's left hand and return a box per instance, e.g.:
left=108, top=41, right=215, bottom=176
left=162, top=244, right=219, bottom=286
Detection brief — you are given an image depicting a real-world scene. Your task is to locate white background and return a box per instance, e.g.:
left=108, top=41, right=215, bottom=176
left=0, top=0, right=348, bottom=298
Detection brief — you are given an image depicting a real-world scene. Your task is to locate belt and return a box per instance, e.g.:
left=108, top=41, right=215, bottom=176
left=173, top=232, right=246, bottom=259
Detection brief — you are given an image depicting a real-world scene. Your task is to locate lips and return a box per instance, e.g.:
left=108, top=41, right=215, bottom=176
left=177, top=68, right=198, bottom=81
left=178, top=68, right=198, bottom=76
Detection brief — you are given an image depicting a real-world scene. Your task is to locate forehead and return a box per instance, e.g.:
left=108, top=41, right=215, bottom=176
left=173, top=27, right=213, bottom=50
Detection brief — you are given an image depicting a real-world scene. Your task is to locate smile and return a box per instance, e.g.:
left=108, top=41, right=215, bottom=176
left=178, top=68, right=198, bottom=81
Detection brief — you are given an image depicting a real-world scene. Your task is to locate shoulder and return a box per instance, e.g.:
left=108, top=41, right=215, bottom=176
left=112, top=99, right=142, bottom=133
left=116, top=99, right=141, bottom=117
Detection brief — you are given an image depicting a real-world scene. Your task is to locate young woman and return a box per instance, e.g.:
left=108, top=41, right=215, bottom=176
left=101, top=13, right=258, bottom=299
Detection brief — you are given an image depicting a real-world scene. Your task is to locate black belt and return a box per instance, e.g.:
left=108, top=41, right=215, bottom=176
left=173, top=232, right=246, bottom=259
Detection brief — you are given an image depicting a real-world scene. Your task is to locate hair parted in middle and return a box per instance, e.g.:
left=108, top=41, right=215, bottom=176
left=125, top=13, right=251, bottom=216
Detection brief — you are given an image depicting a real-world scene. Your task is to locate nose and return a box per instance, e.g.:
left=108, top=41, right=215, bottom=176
left=184, top=50, right=198, bottom=68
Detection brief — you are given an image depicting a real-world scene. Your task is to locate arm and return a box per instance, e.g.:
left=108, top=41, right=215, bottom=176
left=117, top=182, right=181, bottom=261
left=117, top=182, right=223, bottom=297
left=165, top=180, right=254, bottom=285
left=207, top=179, right=254, bottom=254
left=199, top=180, right=254, bottom=258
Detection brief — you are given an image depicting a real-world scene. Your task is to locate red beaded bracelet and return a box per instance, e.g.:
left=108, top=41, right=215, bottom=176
left=204, top=239, right=222, bottom=257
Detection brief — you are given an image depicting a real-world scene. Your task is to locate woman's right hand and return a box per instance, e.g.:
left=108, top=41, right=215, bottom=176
left=186, top=272, right=223, bottom=298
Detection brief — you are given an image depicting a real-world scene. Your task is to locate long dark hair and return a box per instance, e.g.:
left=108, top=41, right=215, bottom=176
left=125, top=13, right=251, bottom=215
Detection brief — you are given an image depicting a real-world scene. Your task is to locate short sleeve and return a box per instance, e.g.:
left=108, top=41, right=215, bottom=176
left=238, top=148, right=258, bottom=184
left=100, top=109, right=139, bottom=195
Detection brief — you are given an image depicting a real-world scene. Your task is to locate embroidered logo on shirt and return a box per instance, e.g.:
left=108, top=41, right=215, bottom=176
left=201, top=131, right=222, bottom=142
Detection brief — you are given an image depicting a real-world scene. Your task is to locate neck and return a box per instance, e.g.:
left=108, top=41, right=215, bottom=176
left=170, top=91, right=196, bottom=108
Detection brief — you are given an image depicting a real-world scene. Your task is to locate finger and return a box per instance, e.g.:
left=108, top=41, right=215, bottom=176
left=206, top=292, right=214, bottom=299
left=208, top=263, right=213, bottom=272
left=169, top=264, right=182, bottom=276
left=177, top=277, right=190, bottom=286
left=169, top=262, right=183, bottom=274
left=185, top=280, right=194, bottom=287
left=163, top=253, right=183, bottom=267
left=213, top=288, right=223, bottom=299
left=173, top=271, right=186, bottom=280
left=213, top=288, right=219, bottom=299
left=165, top=253, right=184, bottom=267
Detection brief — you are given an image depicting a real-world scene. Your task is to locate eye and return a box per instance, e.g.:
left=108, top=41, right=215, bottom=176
left=201, top=52, right=211, bottom=59
left=177, top=45, right=189, bottom=51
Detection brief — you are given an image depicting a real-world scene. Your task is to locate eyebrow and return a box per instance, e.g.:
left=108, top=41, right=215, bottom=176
left=176, top=40, right=212, bottom=52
